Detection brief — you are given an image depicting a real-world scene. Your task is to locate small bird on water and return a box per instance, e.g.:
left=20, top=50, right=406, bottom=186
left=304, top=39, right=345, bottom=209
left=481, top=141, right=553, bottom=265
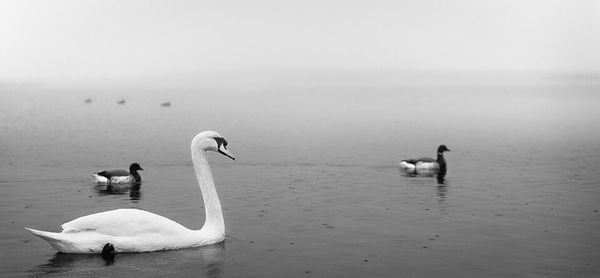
left=91, top=163, right=144, bottom=190
left=400, top=145, right=451, bottom=173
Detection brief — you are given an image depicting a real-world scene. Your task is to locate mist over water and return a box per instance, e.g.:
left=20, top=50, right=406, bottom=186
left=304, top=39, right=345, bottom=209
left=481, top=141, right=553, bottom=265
left=1, top=73, right=599, bottom=277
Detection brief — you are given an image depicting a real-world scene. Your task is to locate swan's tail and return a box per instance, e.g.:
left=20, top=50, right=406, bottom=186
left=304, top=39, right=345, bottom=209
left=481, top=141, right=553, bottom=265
left=25, top=227, right=70, bottom=251
left=91, top=174, right=108, bottom=184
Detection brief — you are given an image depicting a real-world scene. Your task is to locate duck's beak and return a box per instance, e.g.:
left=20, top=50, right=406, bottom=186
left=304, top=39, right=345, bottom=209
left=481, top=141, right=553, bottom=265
left=139, top=167, right=144, bottom=171
left=218, top=145, right=235, bottom=160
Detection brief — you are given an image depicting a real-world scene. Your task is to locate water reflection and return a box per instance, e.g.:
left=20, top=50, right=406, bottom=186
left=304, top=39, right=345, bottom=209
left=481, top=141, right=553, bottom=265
left=94, top=185, right=128, bottom=195
left=436, top=185, right=447, bottom=201
left=400, top=167, right=449, bottom=208
left=399, top=167, right=447, bottom=184
left=93, top=183, right=143, bottom=201
left=31, top=242, right=225, bottom=277
left=129, top=185, right=142, bottom=201
left=400, top=168, right=436, bottom=177
left=436, top=169, right=447, bottom=185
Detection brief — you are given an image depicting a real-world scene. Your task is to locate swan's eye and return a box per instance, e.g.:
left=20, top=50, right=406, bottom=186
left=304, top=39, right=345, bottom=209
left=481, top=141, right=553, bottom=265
left=214, top=137, right=228, bottom=149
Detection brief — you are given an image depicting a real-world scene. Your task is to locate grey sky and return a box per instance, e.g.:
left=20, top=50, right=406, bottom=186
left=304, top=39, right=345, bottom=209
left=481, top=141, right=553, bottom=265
left=1, top=0, right=599, bottom=82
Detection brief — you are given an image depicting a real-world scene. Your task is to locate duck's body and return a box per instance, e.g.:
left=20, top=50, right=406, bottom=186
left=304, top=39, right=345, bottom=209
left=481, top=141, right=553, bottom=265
left=400, top=157, right=439, bottom=171
left=400, top=145, right=450, bottom=173
left=91, top=174, right=134, bottom=184
left=27, top=131, right=235, bottom=253
left=91, top=163, right=143, bottom=186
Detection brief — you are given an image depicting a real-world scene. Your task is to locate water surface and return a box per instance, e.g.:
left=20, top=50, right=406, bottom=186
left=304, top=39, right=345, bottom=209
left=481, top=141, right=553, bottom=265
left=1, top=76, right=599, bottom=277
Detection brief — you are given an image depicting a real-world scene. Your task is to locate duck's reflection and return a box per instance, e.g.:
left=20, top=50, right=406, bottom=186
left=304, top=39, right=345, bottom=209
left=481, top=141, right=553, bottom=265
left=31, top=242, right=225, bottom=277
left=400, top=167, right=447, bottom=181
left=93, top=182, right=143, bottom=201
left=400, top=167, right=449, bottom=206
left=436, top=184, right=447, bottom=201
left=94, top=185, right=128, bottom=195
left=400, top=167, right=446, bottom=179
left=129, top=184, right=142, bottom=201
left=436, top=169, right=447, bottom=185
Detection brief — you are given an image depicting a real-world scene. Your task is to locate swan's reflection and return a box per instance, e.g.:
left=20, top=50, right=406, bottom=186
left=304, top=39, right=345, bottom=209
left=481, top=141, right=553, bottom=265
left=31, top=242, right=225, bottom=277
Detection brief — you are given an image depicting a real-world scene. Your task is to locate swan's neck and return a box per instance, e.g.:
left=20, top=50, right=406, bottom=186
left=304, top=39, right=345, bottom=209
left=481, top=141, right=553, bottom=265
left=192, top=150, right=224, bottom=236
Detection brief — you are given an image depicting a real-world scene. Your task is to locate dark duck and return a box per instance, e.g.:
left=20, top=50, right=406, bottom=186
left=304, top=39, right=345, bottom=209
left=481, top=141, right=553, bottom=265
left=400, top=145, right=450, bottom=174
left=91, top=163, right=144, bottom=189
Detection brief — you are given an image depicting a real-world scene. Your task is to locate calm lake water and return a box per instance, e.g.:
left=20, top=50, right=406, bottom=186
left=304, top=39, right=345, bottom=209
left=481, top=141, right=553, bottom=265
left=1, top=75, right=600, bottom=277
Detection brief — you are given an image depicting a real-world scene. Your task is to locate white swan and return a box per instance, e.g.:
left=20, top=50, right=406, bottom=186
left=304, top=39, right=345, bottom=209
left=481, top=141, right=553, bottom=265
left=25, top=131, right=235, bottom=253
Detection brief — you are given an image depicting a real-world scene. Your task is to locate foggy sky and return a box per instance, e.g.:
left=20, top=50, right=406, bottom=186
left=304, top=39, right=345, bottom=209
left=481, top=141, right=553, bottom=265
left=1, top=0, right=599, bottom=82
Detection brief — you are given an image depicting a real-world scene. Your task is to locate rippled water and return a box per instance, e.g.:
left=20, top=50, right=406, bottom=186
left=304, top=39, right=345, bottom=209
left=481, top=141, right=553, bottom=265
left=1, top=78, right=599, bottom=277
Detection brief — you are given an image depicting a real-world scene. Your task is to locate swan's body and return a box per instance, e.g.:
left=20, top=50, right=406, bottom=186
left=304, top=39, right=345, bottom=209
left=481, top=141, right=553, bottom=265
left=25, top=209, right=222, bottom=253
left=400, top=145, right=450, bottom=173
left=26, top=131, right=235, bottom=253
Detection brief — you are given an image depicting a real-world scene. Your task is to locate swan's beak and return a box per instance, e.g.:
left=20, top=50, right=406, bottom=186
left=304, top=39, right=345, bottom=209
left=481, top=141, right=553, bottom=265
left=218, top=145, right=235, bottom=160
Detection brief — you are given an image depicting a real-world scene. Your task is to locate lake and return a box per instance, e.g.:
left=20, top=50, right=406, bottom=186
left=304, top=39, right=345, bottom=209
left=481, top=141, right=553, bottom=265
left=1, top=73, right=599, bottom=277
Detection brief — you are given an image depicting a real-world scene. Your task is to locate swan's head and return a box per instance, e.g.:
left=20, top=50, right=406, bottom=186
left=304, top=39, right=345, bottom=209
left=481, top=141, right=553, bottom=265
left=129, top=163, right=144, bottom=172
left=437, top=145, right=451, bottom=154
left=192, top=131, right=235, bottom=160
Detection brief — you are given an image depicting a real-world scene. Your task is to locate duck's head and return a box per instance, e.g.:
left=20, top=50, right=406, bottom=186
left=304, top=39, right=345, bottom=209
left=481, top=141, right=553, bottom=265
left=129, top=163, right=144, bottom=172
left=437, top=145, right=451, bottom=154
left=192, top=131, right=235, bottom=160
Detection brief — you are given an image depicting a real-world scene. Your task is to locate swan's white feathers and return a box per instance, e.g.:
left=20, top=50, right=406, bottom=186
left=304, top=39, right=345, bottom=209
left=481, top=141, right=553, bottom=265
left=26, top=209, right=201, bottom=252
left=61, top=209, right=189, bottom=236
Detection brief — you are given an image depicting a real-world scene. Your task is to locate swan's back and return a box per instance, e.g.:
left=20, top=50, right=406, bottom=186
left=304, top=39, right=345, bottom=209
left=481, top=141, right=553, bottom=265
left=62, top=209, right=191, bottom=236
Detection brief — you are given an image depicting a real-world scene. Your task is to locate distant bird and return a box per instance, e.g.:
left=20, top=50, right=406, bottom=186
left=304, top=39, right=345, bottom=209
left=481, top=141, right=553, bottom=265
left=91, top=163, right=144, bottom=189
left=84, top=98, right=92, bottom=103
left=26, top=131, right=235, bottom=253
left=161, top=102, right=171, bottom=107
left=400, top=145, right=450, bottom=173
left=117, top=99, right=126, bottom=105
